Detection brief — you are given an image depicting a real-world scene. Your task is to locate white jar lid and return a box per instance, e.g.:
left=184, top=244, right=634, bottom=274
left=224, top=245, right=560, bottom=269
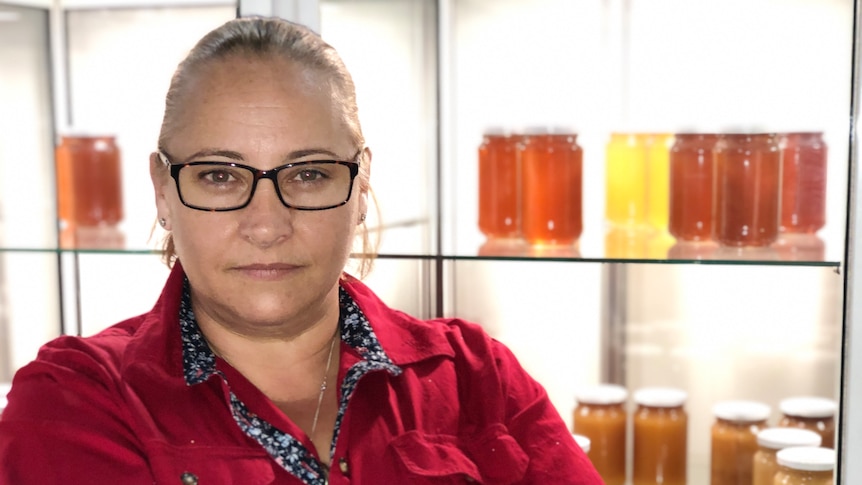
left=634, top=387, right=687, bottom=408
left=572, top=433, right=591, bottom=454
left=780, top=397, right=837, bottom=418
left=576, top=384, right=628, bottom=405
left=712, top=400, right=771, bottom=422
left=757, top=427, right=823, bottom=449
left=776, top=446, right=835, bottom=471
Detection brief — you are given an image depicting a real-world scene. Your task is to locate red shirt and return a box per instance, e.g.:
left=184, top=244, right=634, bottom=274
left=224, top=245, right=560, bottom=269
left=0, top=263, right=602, bottom=484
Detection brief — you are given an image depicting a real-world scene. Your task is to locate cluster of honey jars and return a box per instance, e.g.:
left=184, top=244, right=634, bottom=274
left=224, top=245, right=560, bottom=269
left=572, top=385, right=689, bottom=485
left=478, top=127, right=583, bottom=247
left=572, top=386, right=837, bottom=485
left=604, top=131, right=827, bottom=259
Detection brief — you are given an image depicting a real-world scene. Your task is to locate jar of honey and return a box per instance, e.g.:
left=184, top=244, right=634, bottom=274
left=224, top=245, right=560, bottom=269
left=519, top=128, right=583, bottom=246
left=478, top=129, right=521, bottom=239
left=752, top=428, right=822, bottom=485
left=633, top=387, right=688, bottom=485
left=572, top=384, right=627, bottom=485
left=712, top=133, right=781, bottom=247
left=778, top=132, right=827, bottom=234
left=55, top=134, right=123, bottom=228
left=778, top=397, right=837, bottom=448
left=606, top=132, right=647, bottom=227
left=710, top=400, right=771, bottom=485
left=573, top=433, right=591, bottom=455
left=668, top=133, right=719, bottom=241
left=773, top=446, right=835, bottom=485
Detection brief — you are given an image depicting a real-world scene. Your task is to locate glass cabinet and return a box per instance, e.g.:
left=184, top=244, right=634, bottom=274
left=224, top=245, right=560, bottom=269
left=1, top=0, right=859, bottom=483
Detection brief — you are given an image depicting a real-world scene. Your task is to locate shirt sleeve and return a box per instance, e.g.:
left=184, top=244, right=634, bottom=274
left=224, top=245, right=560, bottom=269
left=490, top=338, right=604, bottom=485
left=0, top=343, right=156, bottom=484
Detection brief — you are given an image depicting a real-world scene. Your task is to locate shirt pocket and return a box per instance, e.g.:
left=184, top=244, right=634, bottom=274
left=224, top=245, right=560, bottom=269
left=387, top=424, right=529, bottom=485
left=147, top=440, right=278, bottom=485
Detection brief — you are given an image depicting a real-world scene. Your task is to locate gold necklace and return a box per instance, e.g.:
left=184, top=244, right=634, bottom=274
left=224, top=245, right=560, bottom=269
left=311, top=331, right=338, bottom=439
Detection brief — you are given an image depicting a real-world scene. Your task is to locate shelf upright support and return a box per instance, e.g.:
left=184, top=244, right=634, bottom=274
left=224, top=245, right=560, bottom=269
left=840, top=1, right=862, bottom=481
left=601, top=263, right=627, bottom=385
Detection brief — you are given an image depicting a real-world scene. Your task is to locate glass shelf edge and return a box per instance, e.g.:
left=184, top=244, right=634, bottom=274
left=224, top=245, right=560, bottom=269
left=0, top=247, right=840, bottom=268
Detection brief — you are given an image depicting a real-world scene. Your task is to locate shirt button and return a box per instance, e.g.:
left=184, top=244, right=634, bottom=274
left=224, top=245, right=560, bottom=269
left=338, top=457, right=350, bottom=475
left=180, top=472, right=199, bottom=485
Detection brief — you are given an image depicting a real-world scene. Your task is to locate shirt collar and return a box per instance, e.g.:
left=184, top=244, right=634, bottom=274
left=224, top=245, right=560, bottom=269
left=179, top=277, right=401, bottom=386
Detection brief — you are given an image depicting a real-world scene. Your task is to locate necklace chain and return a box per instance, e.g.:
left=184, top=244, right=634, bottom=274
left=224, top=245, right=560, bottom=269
left=311, top=331, right=338, bottom=439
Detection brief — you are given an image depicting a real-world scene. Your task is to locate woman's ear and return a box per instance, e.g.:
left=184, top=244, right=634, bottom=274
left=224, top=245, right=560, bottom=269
left=357, top=146, right=372, bottom=217
left=150, top=151, right=172, bottom=224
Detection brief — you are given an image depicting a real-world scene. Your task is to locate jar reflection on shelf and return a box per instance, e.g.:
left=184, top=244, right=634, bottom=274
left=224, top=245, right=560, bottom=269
left=772, top=233, right=825, bottom=262
left=667, top=239, right=719, bottom=260
left=712, top=244, right=780, bottom=262
left=604, top=224, right=650, bottom=259
left=477, top=237, right=529, bottom=257
left=60, top=225, right=125, bottom=250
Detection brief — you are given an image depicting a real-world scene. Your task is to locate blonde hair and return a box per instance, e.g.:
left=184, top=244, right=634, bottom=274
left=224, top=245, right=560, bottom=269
left=155, top=17, right=377, bottom=277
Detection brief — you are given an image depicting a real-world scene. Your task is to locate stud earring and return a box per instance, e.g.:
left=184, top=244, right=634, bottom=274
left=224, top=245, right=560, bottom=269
left=159, top=218, right=167, bottom=228
left=359, top=213, right=366, bottom=223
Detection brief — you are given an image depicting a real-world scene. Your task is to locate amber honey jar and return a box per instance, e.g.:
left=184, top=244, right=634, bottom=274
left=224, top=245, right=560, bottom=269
left=572, top=384, right=627, bottom=485
left=669, top=133, right=719, bottom=241
left=752, top=428, right=822, bottom=485
left=713, top=133, right=782, bottom=247
left=633, top=387, right=687, bottom=485
left=778, top=132, right=826, bottom=234
left=55, top=135, right=123, bottom=227
left=778, top=397, right=837, bottom=448
left=773, top=446, right=835, bottom=485
left=478, top=129, right=521, bottom=239
left=519, top=128, right=583, bottom=246
left=710, top=400, right=771, bottom=485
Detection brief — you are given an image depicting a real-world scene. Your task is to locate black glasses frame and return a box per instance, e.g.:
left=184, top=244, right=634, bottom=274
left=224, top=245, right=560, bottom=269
left=158, top=150, right=361, bottom=212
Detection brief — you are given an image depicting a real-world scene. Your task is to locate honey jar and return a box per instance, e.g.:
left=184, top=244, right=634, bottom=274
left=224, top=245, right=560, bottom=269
left=778, top=397, right=837, bottom=448
left=633, top=387, right=687, bottom=485
left=773, top=446, right=835, bottom=485
left=712, top=132, right=781, bottom=247
left=752, top=428, right=822, bottom=485
left=710, top=400, right=771, bottom=485
left=668, top=133, right=719, bottom=241
left=478, top=128, right=521, bottom=239
left=572, top=384, right=627, bottom=485
left=520, top=128, right=583, bottom=246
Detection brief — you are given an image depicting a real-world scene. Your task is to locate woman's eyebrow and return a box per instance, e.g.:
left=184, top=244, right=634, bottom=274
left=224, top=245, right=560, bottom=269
left=185, top=148, right=342, bottom=162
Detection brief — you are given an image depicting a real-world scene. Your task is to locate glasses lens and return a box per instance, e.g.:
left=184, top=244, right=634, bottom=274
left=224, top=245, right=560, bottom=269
left=178, top=164, right=254, bottom=210
left=276, top=162, right=353, bottom=209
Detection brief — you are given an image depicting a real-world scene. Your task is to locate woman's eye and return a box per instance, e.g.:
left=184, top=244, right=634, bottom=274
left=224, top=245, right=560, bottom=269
left=201, top=170, right=234, bottom=184
left=294, top=169, right=327, bottom=182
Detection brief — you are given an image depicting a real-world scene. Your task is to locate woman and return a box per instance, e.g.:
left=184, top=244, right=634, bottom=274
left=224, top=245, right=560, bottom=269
left=0, top=17, right=601, bottom=484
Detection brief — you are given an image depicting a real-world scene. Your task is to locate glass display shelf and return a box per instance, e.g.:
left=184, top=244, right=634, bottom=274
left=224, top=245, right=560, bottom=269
left=0, top=246, right=841, bottom=268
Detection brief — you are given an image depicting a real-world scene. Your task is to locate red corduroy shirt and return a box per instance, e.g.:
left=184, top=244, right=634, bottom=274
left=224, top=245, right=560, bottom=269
left=0, top=263, right=602, bottom=484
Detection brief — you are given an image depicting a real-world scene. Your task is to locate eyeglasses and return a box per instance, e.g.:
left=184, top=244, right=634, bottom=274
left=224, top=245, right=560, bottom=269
left=158, top=150, right=361, bottom=212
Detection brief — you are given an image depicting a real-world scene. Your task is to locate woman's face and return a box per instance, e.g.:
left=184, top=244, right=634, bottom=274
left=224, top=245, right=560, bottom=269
left=151, top=54, right=367, bottom=335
